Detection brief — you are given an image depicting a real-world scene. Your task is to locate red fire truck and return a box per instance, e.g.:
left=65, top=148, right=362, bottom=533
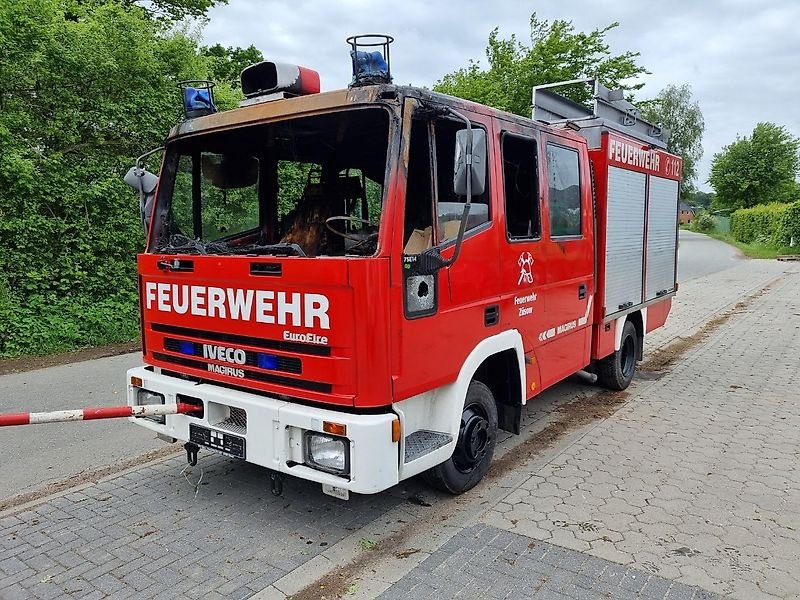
left=125, top=37, right=681, bottom=499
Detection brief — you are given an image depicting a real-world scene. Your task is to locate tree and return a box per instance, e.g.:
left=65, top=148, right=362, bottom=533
left=709, top=123, right=800, bottom=210
left=684, top=190, right=715, bottom=209
left=0, top=0, right=245, bottom=356
left=433, top=13, right=648, bottom=117
left=201, top=44, right=263, bottom=88
left=64, top=0, right=228, bottom=21
left=640, top=84, right=704, bottom=197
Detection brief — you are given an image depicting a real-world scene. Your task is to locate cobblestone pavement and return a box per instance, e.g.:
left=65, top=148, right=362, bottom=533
left=481, top=263, right=800, bottom=598
left=380, top=524, right=719, bottom=600
left=0, top=460, right=403, bottom=599
left=1, top=260, right=797, bottom=600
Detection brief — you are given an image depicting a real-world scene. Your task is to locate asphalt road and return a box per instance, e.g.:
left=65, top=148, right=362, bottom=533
left=677, top=229, right=742, bottom=282
left=0, top=231, right=743, bottom=501
left=0, top=353, right=160, bottom=500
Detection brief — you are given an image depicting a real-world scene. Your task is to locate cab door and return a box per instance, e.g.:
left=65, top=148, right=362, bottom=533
left=537, top=133, right=594, bottom=388
left=497, top=129, right=547, bottom=398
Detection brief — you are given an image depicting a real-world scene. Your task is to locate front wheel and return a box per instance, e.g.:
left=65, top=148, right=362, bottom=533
left=597, top=320, right=638, bottom=391
left=424, top=381, right=498, bottom=494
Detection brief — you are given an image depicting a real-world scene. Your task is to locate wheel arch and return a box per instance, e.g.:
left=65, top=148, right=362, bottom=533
left=473, top=347, right=524, bottom=434
left=624, top=309, right=646, bottom=361
left=393, top=329, right=525, bottom=480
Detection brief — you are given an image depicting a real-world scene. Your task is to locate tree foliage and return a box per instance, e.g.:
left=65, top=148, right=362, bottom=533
left=709, top=122, right=800, bottom=210
left=684, top=190, right=715, bottom=209
left=730, top=201, right=800, bottom=247
left=640, top=84, right=704, bottom=196
left=0, top=0, right=241, bottom=357
left=433, top=13, right=648, bottom=116
left=66, top=0, right=228, bottom=22
left=201, top=43, right=263, bottom=89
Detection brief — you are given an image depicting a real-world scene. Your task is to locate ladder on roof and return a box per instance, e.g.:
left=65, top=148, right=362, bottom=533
left=532, top=78, right=669, bottom=149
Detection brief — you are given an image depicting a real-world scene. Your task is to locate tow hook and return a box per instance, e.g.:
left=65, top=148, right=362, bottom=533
left=269, top=470, right=284, bottom=496
left=184, top=442, right=199, bottom=466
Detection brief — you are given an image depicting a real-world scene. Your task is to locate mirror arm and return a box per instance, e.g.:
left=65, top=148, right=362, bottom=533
left=135, top=146, right=165, bottom=170
left=133, top=146, right=164, bottom=234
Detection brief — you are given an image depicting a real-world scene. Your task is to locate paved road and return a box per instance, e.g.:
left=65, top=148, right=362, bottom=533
left=1, top=260, right=796, bottom=600
left=0, top=354, right=162, bottom=500
left=677, top=229, right=742, bottom=283
left=0, top=231, right=744, bottom=502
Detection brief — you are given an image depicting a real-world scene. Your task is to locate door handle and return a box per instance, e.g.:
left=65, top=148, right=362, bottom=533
left=578, top=284, right=587, bottom=300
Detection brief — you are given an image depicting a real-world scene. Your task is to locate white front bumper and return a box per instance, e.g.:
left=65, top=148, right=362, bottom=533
left=126, top=367, right=399, bottom=494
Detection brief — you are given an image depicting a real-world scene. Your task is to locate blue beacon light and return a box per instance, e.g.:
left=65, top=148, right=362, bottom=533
left=257, top=353, right=278, bottom=370
left=177, top=80, right=218, bottom=119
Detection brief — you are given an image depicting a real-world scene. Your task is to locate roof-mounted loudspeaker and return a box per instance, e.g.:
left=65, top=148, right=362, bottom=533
left=240, top=61, right=321, bottom=98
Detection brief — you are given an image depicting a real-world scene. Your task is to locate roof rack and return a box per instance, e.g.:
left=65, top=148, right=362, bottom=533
left=532, top=78, right=669, bottom=149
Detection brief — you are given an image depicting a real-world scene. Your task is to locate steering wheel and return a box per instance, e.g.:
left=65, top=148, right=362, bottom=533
left=325, top=216, right=379, bottom=242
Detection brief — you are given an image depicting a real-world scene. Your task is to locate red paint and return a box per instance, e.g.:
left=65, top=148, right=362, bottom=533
left=297, top=66, right=321, bottom=94
left=0, top=413, right=30, bottom=426
left=646, top=299, right=672, bottom=333
left=138, top=93, right=681, bottom=411
left=0, top=403, right=200, bottom=427
left=605, top=132, right=683, bottom=179
left=592, top=322, right=616, bottom=360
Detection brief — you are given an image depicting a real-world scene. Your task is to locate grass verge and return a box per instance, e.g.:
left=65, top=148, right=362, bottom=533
left=701, top=230, right=800, bottom=259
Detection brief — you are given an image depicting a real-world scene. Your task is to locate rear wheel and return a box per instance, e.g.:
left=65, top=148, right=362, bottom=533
left=597, top=320, right=638, bottom=391
left=424, top=381, right=498, bottom=494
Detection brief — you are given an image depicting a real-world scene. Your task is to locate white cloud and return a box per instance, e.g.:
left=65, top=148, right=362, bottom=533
left=202, top=0, right=800, bottom=191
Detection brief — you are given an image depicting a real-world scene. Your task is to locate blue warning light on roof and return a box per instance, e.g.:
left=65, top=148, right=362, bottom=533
left=352, top=51, right=389, bottom=81
left=178, top=80, right=218, bottom=119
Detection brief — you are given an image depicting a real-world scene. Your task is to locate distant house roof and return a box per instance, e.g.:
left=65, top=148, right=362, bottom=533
left=679, top=202, right=694, bottom=212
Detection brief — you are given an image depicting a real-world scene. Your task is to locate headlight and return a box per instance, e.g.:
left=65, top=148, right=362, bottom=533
left=304, top=432, right=350, bottom=476
left=135, top=389, right=165, bottom=423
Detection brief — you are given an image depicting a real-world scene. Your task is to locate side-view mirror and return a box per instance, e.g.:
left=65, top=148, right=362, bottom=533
left=124, top=166, right=159, bottom=234
left=453, top=128, right=486, bottom=197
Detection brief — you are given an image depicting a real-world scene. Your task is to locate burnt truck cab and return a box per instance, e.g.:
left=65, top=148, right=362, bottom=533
left=127, top=49, right=681, bottom=498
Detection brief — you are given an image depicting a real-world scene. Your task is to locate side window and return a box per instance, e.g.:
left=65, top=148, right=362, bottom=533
left=402, top=119, right=434, bottom=254
left=433, top=118, right=490, bottom=243
left=502, top=133, right=539, bottom=240
left=546, top=143, right=581, bottom=237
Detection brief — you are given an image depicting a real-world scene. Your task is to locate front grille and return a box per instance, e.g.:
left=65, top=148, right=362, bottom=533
left=151, top=323, right=331, bottom=356
left=152, top=352, right=332, bottom=393
left=164, top=338, right=301, bottom=374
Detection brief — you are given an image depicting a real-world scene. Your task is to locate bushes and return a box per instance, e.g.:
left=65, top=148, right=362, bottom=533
left=730, top=201, right=800, bottom=246
left=780, top=201, right=800, bottom=246
left=0, top=292, right=139, bottom=358
left=0, top=1, right=244, bottom=358
left=690, top=211, right=715, bottom=233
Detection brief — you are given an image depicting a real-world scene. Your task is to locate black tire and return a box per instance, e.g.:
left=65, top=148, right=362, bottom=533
left=597, top=320, right=638, bottom=391
left=424, top=381, right=498, bottom=494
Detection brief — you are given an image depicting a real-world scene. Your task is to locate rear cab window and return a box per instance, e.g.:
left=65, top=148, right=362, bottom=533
left=502, top=133, right=540, bottom=240
left=546, top=143, right=582, bottom=238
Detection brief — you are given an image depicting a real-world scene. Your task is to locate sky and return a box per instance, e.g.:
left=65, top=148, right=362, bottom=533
left=201, top=0, right=800, bottom=192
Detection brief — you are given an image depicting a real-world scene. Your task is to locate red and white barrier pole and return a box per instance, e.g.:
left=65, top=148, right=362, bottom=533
left=0, top=403, right=201, bottom=427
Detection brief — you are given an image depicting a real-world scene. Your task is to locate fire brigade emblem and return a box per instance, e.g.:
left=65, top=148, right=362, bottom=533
left=518, top=252, right=534, bottom=285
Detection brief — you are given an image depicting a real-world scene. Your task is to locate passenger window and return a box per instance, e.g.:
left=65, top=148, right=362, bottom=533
left=402, top=119, right=434, bottom=254
left=433, top=119, right=489, bottom=243
left=502, top=134, right=539, bottom=240
left=546, top=144, right=581, bottom=237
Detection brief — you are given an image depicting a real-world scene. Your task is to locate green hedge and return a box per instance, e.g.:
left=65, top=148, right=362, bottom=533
left=730, top=201, right=800, bottom=246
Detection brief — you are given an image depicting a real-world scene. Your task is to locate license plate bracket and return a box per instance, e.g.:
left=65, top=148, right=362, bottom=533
left=189, top=424, right=246, bottom=459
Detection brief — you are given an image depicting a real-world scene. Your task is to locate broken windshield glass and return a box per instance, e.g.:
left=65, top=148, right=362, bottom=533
left=151, top=107, right=391, bottom=257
